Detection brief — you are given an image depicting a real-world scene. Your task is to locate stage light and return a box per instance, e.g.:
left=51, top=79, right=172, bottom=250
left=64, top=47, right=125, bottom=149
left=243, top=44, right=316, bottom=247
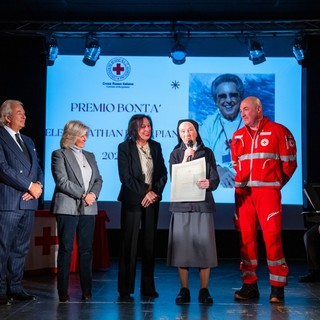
left=170, top=43, right=187, bottom=65
left=46, top=37, right=59, bottom=66
left=83, top=37, right=101, bottom=66
left=293, top=38, right=305, bottom=65
left=248, top=39, right=266, bottom=65
left=170, top=33, right=187, bottom=65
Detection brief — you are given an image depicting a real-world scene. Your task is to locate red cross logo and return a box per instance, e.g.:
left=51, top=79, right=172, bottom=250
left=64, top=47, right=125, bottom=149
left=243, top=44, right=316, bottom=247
left=34, top=227, right=58, bottom=255
left=261, top=138, right=269, bottom=147
left=113, top=63, right=124, bottom=75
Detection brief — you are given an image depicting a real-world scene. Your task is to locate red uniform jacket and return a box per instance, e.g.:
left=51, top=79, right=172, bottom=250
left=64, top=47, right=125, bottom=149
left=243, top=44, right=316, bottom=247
left=231, top=116, right=297, bottom=189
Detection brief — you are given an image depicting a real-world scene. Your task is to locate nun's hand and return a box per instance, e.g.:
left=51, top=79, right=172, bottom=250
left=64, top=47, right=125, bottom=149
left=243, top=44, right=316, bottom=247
left=183, top=148, right=195, bottom=163
left=196, top=179, right=209, bottom=189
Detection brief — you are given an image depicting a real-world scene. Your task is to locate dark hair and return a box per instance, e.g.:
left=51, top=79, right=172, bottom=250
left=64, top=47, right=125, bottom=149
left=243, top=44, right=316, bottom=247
left=211, top=73, right=244, bottom=102
left=125, top=114, right=153, bottom=141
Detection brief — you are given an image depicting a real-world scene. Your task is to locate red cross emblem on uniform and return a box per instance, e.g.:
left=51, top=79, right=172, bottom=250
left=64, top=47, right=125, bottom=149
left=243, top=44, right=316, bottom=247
left=261, top=138, right=269, bottom=147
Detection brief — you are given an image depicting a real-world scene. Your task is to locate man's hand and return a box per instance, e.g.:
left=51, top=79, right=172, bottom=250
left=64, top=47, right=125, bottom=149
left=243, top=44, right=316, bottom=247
left=29, top=182, right=43, bottom=199
left=22, top=192, right=34, bottom=201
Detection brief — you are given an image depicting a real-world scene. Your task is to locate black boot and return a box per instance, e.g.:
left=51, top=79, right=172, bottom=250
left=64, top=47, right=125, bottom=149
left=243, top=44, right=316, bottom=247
left=234, top=283, right=260, bottom=300
left=269, top=285, right=284, bottom=303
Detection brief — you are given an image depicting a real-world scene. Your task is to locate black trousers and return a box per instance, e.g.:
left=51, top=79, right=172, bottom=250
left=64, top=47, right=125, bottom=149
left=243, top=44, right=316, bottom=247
left=303, top=223, right=320, bottom=272
left=118, top=203, right=159, bottom=295
left=56, top=214, right=95, bottom=295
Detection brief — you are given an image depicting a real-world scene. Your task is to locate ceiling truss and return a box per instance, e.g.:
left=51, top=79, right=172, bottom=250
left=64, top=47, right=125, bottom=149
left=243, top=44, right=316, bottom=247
left=1, top=19, right=320, bottom=38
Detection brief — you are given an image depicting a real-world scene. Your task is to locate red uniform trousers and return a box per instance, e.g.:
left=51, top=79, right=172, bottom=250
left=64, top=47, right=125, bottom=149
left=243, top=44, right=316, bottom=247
left=234, top=187, right=288, bottom=287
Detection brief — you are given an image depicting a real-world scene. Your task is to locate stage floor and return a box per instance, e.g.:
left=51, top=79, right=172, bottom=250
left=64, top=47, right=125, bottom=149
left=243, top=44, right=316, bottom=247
left=1, top=259, right=319, bottom=320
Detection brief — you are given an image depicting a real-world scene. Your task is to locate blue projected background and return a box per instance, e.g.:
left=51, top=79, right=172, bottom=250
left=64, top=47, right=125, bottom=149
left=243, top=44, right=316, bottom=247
left=45, top=56, right=302, bottom=205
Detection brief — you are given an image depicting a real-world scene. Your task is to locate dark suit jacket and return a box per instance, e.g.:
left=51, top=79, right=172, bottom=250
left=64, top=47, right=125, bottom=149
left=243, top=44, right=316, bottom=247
left=0, top=126, right=43, bottom=210
left=117, top=139, right=167, bottom=206
left=50, top=148, right=103, bottom=215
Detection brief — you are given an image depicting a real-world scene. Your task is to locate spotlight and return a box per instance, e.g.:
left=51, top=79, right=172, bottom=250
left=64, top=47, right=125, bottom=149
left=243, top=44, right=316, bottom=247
left=293, top=38, right=305, bottom=65
left=170, top=33, right=187, bottom=65
left=83, top=37, right=101, bottom=66
left=170, top=43, right=187, bottom=65
left=248, top=39, right=266, bottom=65
left=46, top=37, right=58, bottom=66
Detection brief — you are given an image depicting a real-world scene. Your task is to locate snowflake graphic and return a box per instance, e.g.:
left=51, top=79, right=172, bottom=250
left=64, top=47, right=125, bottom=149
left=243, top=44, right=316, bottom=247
left=171, top=80, right=180, bottom=90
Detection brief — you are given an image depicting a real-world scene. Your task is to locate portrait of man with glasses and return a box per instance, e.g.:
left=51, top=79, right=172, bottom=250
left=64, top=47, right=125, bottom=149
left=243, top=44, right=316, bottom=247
left=189, top=72, right=275, bottom=189
left=199, top=73, right=244, bottom=188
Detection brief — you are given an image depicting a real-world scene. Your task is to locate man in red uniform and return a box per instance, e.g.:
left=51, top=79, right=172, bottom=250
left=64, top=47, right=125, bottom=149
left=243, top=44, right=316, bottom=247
left=231, top=96, right=297, bottom=303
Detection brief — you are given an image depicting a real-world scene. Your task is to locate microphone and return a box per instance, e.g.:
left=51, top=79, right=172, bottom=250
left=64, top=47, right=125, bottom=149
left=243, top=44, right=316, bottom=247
left=187, top=140, right=193, bottom=148
left=187, top=140, right=193, bottom=161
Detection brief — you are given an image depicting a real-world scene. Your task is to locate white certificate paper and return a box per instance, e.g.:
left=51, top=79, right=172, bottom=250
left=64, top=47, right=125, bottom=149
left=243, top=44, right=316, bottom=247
left=170, top=157, right=206, bottom=202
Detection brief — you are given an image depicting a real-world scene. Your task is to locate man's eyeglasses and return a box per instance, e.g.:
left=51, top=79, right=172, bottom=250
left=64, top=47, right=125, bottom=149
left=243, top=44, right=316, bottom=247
left=217, top=92, right=240, bottom=102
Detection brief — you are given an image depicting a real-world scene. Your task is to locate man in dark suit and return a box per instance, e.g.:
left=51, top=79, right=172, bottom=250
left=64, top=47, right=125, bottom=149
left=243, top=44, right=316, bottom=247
left=0, top=100, right=43, bottom=305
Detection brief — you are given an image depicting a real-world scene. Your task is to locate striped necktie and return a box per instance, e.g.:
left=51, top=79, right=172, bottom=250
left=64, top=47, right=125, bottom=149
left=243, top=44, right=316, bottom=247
left=15, top=133, right=30, bottom=162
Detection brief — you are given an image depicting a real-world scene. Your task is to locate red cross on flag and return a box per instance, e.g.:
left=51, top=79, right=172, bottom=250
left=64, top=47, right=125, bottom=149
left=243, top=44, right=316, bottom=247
left=24, top=210, right=59, bottom=273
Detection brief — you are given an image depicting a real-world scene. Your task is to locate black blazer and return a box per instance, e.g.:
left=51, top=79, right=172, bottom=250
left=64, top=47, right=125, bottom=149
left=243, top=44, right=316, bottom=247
left=117, top=139, right=167, bottom=206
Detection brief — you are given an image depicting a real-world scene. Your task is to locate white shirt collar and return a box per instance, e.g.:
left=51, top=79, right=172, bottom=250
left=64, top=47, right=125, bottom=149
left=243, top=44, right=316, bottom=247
left=4, top=125, right=19, bottom=139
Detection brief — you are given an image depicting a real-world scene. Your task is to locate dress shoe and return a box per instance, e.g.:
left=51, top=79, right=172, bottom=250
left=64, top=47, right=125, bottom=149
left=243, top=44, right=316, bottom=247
left=140, top=290, right=159, bottom=298
left=118, top=293, right=134, bottom=302
left=299, top=272, right=320, bottom=283
left=175, top=288, right=190, bottom=304
left=198, top=288, right=213, bottom=305
left=58, top=293, right=70, bottom=303
left=0, top=295, right=11, bottom=305
left=9, top=290, right=37, bottom=301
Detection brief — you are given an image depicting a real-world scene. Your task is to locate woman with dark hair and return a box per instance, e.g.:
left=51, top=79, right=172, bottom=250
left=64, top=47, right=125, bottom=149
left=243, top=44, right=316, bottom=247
left=51, top=120, right=103, bottom=302
left=167, top=119, right=219, bottom=305
left=117, top=114, right=167, bottom=302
